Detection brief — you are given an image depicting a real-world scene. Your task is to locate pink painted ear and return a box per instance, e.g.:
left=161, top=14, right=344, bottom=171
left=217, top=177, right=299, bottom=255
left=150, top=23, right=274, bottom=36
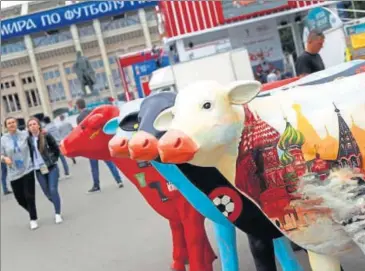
left=88, top=113, right=105, bottom=129
left=226, top=80, right=261, bottom=105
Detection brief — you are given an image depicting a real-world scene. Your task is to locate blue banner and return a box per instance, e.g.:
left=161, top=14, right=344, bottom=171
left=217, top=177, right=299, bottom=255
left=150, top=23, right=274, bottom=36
left=1, top=0, right=158, bottom=41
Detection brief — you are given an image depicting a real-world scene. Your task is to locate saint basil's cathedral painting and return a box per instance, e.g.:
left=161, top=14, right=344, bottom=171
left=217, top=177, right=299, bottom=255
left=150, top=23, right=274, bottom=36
left=234, top=102, right=365, bottom=252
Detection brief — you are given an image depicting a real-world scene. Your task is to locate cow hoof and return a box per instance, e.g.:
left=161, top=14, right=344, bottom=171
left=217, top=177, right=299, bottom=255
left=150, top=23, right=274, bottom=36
left=170, top=261, right=186, bottom=271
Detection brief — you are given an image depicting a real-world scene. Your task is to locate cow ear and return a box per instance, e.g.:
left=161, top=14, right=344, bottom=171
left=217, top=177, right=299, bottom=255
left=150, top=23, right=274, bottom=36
left=154, top=107, right=174, bottom=132
left=226, top=80, right=261, bottom=105
left=103, top=117, right=119, bottom=135
left=88, top=113, right=105, bottom=129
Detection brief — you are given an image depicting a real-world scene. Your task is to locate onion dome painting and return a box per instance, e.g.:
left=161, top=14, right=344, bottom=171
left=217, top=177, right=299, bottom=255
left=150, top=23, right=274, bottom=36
left=280, top=150, right=298, bottom=193
left=334, top=104, right=362, bottom=169
left=280, top=150, right=294, bottom=166
left=317, top=126, right=338, bottom=161
left=292, top=104, right=321, bottom=161
left=278, top=119, right=305, bottom=151
left=278, top=118, right=307, bottom=179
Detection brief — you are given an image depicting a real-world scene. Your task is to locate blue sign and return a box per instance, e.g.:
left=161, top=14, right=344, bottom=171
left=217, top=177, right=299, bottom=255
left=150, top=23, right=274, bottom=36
left=304, top=7, right=342, bottom=33
left=132, top=55, right=170, bottom=98
left=1, top=0, right=158, bottom=41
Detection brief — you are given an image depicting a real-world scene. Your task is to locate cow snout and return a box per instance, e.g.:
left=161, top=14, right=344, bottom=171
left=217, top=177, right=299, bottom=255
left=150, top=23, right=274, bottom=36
left=158, top=130, right=198, bottom=164
left=109, top=136, right=130, bottom=158
left=128, top=131, right=159, bottom=161
left=60, top=140, right=68, bottom=156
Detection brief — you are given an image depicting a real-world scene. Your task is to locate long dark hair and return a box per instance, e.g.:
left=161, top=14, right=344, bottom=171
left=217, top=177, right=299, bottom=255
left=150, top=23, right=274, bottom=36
left=27, top=117, right=46, bottom=154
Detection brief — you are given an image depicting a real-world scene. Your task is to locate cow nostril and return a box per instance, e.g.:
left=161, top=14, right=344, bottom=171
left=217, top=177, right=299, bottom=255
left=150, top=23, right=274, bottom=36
left=174, top=137, right=182, bottom=149
left=120, top=139, right=127, bottom=147
left=142, top=139, right=149, bottom=148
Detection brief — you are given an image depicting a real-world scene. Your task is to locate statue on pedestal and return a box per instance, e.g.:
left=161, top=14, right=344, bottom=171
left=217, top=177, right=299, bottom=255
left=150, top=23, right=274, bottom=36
left=73, top=51, right=96, bottom=96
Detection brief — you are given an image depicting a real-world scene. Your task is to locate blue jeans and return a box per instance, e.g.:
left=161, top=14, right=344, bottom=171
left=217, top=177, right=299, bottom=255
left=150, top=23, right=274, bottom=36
left=36, top=165, right=61, bottom=214
left=59, top=154, right=70, bottom=176
left=89, top=159, right=122, bottom=188
left=1, top=162, right=9, bottom=194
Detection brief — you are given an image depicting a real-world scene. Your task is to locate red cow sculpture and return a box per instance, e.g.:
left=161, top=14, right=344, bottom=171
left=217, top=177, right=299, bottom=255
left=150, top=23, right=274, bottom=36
left=60, top=105, right=216, bottom=271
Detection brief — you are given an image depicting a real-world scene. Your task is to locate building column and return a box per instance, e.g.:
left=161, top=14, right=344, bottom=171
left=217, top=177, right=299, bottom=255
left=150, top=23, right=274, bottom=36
left=291, top=22, right=305, bottom=57
left=21, top=2, right=52, bottom=118
left=93, top=19, right=116, bottom=99
left=58, top=63, right=72, bottom=102
left=14, top=73, right=29, bottom=118
left=138, top=8, right=152, bottom=48
left=70, top=24, right=83, bottom=53
left=0, top=102, right=5, bottom=131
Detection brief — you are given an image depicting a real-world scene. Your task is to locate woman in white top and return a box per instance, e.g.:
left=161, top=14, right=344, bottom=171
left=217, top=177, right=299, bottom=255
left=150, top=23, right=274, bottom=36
left=1, top=117, right=38, bottom=230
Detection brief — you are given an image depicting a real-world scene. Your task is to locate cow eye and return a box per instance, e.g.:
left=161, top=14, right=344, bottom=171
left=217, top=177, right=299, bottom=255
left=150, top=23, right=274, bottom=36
left=202, top=102, right=212, bottom=110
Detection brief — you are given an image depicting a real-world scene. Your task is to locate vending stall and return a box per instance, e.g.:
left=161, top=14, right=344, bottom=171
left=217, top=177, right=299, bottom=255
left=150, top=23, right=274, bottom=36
left=117, top=48, right=170, bottom=100
left=344, top=20, right=365, bottom=61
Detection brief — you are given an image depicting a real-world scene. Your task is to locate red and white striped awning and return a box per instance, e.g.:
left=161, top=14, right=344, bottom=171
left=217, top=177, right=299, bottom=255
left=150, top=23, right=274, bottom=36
left=157, top=0, right=327, bottom=38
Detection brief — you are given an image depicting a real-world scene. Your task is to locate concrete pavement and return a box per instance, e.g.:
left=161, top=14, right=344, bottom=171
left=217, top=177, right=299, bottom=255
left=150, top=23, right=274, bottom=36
left=1, top=157, right=364, bottom=271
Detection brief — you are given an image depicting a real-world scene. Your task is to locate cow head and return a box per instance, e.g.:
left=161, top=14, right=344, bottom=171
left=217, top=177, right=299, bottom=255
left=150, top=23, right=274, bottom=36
left=128, top=92, right=177, bottom=161
left=103, top=99, right=144, bottom=158
left=60, top=105, right=119, bottom=160
left=154, top=80, right=261, bottom=166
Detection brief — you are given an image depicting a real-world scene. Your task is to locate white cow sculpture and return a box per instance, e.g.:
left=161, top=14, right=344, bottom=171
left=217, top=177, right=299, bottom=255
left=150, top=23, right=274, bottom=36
left=154, top=73, right=365, bottom=271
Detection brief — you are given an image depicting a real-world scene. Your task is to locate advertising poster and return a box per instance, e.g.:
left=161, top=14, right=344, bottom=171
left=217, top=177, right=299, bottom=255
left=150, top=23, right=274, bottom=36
left=230, top=19, right=285, bottom=82
left=345, top=22, right=365, bottom=59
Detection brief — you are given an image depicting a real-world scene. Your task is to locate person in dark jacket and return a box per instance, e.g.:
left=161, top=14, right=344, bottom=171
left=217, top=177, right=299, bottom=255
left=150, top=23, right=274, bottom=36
left=295, top=29, right=325, bottom=76
left=27, top=117, right=63, bottom=224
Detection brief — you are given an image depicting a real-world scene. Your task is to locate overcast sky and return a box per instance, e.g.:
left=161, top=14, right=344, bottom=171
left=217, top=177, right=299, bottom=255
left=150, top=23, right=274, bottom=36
left=1, top=1, right=31, bottom=9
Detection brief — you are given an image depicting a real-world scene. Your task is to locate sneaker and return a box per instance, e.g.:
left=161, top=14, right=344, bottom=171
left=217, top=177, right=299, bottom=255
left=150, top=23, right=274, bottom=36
left=87, top=186, right=101, bottom=193
left=30, top=220, right=39, bottom=230
left=118, top=182, right=124, bottom=188
left=55, top=214, right=63, bottom=224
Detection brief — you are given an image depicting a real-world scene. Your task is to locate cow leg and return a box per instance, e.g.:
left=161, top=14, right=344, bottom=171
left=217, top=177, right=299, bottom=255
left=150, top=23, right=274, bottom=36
left=182, top=207, right=216, bottom=271
left=273, top=237, right=304, bottom=271
left=169, top=220, right=188, bottom=271
left=212, top=222, right=239, bottom=271
left=307, top=251, right=342, bottom=271
left=247, top=234, right=277, bottom=271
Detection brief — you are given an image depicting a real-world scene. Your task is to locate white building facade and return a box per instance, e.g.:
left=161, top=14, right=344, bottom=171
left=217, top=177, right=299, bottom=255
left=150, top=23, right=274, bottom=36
left=1, top=0, right=160, bottom=127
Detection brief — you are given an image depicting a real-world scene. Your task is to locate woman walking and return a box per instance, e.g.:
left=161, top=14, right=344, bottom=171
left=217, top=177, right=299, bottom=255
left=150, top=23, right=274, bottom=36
left=27, top=117, right=63, bottom=224
left=0, top=117, right=38, bottom=230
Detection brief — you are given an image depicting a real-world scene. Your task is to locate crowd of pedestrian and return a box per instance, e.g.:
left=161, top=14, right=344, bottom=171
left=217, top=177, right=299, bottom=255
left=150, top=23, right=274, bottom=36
left=0, top=98, right=124, bottom=230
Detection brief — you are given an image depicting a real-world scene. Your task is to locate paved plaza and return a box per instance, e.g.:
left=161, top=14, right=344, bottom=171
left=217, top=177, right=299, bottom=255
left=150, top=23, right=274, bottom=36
left=1, top=158, right=364, bottom=271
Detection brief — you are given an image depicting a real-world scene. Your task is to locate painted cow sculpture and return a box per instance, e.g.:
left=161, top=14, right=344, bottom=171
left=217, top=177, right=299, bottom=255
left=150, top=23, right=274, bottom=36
left=154, top=73, right=365, bottom=270
left=105, top=93, right=304, bottom=271
left=60, top=105, right=217, bottom=271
